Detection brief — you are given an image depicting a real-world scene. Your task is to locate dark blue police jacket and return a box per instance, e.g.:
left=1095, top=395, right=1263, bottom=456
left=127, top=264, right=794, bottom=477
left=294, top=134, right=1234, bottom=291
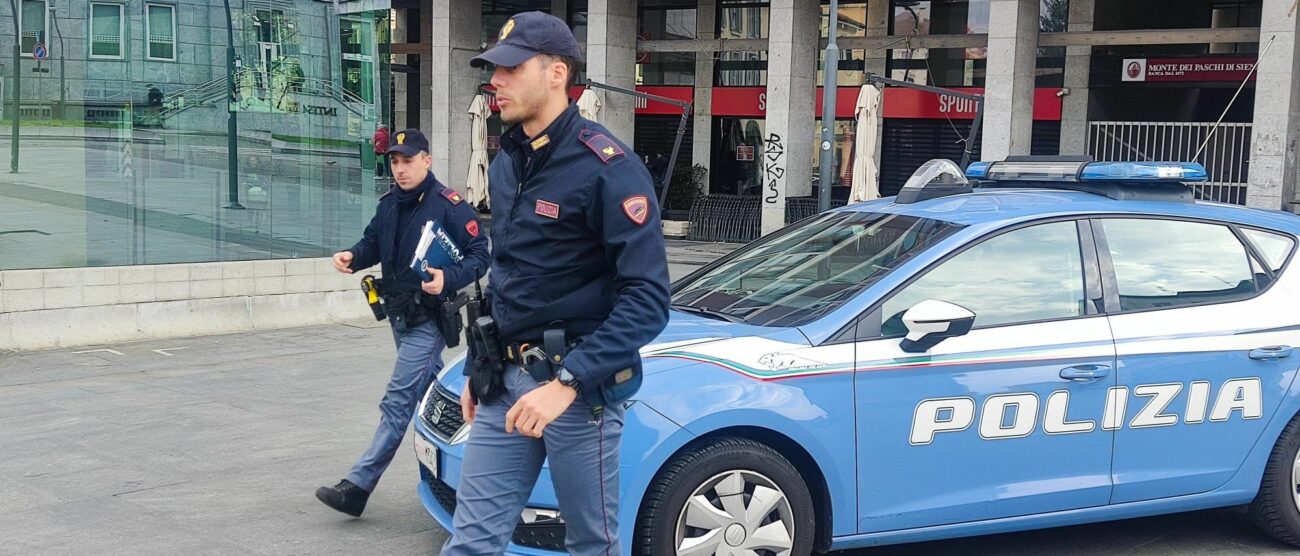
left=485, top=104, right=671, bottom=389
left=347, top=172, right=490, bottom=297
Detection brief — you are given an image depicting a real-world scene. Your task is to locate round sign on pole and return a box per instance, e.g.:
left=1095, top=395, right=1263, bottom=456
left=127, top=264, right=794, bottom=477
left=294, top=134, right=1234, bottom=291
left=32, top=43, right=47, bottom=62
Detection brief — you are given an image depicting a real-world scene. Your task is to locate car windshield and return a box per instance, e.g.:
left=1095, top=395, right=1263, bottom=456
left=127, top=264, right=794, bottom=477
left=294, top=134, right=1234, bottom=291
left=672, top=211, right=964, bottom=327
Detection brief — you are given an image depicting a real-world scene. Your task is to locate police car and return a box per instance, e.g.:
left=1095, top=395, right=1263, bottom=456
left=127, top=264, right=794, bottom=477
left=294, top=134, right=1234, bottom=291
left=414, top=157, right=1300, bottom=554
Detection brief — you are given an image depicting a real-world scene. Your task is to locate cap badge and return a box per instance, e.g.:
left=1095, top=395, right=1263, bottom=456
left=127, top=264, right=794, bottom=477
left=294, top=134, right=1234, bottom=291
left=396, top=133, right=406, bottom=145
left=500, top=19, right=516, bottom=40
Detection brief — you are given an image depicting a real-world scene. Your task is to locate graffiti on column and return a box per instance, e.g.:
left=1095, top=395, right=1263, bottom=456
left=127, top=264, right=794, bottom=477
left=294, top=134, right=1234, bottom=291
left=764, top=133, right=785, bottom=204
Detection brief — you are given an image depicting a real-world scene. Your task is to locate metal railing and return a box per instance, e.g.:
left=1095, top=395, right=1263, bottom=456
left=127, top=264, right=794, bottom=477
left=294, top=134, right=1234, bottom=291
left=687, top=195, right=763, bottom=243
left=1088, top=121, right=1252, bottom=205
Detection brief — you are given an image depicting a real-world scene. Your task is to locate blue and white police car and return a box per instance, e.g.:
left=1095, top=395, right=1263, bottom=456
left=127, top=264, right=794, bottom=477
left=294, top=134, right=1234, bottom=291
left=413, top=157, right=1300, bottom=554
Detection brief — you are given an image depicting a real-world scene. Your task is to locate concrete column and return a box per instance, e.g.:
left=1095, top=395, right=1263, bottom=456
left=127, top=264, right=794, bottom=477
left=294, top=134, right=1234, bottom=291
left=393, top=8, right=410, bottom=129
left=419, top=7, right=434, bottom=134
left=864, top=0, right=889, bottom=191
left=982, top=0, right=1039, bottom=161
left=586, top=0, right=638, bottom=141
left=1246, top=0, right=1300, bottom=210
left=692, top=0, right=717, bottom=188
left=427, top=0, right=482, bottom=193
left=1058, top=0, right=1093, bottom=155
left=761, top=0, right=819, bottom=235
left=862, top=0, right=889, bottom=77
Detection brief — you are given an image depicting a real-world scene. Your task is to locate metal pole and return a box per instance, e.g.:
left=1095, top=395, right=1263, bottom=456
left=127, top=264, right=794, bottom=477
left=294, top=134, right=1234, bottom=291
left=222, top=0, right=243, bottom=208
left=866, top=72, right=985, bottom=168
left=583, top=81, right=695, bottom=208
left=52, top=2, right=63, bottom=119
left=658, top=101, right=693, bottom=209
left=816, top=0, right=840, bottom=211
left=8, top=0, right=20, bottom=173
left=962, top=100, right=984, bottom=169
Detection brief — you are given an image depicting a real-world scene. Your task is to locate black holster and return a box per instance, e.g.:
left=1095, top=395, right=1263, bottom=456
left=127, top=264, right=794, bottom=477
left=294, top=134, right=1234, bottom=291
left=424, top=291, right=468, bottom=349
left=464, top=281, right=505, bottom=403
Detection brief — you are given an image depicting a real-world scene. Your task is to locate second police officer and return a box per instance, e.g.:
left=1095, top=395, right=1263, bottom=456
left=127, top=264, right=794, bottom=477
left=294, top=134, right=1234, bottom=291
left=442, top=11, right=671, bottom=556
left=316, top=128, right=489, bottom=518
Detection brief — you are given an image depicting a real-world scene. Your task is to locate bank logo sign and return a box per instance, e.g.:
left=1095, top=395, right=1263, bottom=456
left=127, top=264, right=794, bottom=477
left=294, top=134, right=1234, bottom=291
left=1123, top=58, right=1147, bottom=82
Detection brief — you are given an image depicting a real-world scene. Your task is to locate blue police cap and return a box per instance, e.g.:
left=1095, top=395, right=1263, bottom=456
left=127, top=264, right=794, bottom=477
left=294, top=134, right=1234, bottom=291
left=386, top=128, right=430, bottom=157
left=471, top=11, right=584, bottom=68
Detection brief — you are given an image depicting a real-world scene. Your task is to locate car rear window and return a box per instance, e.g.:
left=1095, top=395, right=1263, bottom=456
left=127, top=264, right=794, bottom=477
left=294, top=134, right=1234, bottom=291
left=1102, top=218, right=1258, bottom=312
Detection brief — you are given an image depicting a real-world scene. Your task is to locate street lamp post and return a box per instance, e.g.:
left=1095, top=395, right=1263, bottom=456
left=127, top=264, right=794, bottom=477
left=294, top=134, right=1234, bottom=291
left=816, top=0, right=840, bottom=211
left=51, top=0, right=63, bottom=119
left=222, top=0, right=243, bottom=209
left=7, top=0, right=20, bottom=173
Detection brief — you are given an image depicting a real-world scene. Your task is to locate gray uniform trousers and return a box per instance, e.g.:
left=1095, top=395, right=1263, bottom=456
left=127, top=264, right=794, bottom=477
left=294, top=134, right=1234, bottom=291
left=347, top=320, right=445, bottom=492
left=442, top=363, right=626, bottom=556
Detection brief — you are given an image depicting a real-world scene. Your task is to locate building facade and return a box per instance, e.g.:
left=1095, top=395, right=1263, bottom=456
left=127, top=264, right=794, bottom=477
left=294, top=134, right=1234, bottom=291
left=0, top=0, right=392, bottom=271
left=393, top=0, right=1294, bottom=237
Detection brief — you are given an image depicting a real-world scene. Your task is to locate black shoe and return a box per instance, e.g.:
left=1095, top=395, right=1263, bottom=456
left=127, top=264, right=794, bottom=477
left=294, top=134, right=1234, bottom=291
left=316, top=479, right=370, bottom=517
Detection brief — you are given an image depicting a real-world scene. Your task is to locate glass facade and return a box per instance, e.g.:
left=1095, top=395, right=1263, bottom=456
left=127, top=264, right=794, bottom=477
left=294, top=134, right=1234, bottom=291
left=711, top=116, right=766, bottom=195
left=0, top=1, right=392, bottom=270
left=885, top=0, right=1068, bottom=87
left=715, top=0, right=768, bottom=86
left=817, top=2, right=869, bottom=86
left=887, top=0, right=990, bottom=87
left=638, top=0, right=696, bottom=85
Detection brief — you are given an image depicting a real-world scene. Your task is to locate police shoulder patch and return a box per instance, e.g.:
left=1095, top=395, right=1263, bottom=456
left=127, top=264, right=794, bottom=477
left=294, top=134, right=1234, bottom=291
left=439, top=187, right=463, bottom=204
left=466, top=220, right=480, bottom=237
left=579, top=130, right=625, bottom=164
left=622, top=195, right=650, bottom=226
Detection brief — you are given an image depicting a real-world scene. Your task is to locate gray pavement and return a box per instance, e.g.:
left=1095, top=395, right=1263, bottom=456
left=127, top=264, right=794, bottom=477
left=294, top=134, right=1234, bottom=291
left=2, top=252, right=1297, bottom=555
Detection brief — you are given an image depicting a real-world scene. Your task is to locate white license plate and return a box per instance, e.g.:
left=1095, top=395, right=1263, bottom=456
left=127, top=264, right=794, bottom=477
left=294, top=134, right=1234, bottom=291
left=414, top=433, right=439, bottom=479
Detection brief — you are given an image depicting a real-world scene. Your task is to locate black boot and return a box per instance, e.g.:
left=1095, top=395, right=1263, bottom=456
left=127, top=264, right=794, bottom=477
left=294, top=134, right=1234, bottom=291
left=315, top=479, right=370, bottom=517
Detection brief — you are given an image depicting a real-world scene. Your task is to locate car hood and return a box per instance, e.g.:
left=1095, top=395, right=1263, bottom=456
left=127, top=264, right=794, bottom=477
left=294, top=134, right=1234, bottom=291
left=436, top=310, right=808, bottom=391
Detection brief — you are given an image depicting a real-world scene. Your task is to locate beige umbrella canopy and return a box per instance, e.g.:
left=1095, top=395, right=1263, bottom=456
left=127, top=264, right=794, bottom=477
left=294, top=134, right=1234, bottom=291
left=466, top=93, right=491, bottom=208
left=577, top=88, right=602, bottom=121
left=850, top=85, right=882, bottom=203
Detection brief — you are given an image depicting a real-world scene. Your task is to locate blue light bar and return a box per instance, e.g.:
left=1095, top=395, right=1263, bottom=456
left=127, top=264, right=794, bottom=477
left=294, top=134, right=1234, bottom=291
left=1079, top=161, right=1208, bottom=183
left=965, top=161, right=991, bottom=180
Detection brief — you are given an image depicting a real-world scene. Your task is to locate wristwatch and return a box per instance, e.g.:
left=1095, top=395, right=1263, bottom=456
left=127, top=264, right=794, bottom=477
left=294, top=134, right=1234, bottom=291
left=556, top=367, right=583, bottom=394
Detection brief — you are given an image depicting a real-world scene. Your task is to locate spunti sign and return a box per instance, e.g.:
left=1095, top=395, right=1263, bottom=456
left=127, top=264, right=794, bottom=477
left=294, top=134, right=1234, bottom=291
left=1122, top=57, right=1256, bottom=83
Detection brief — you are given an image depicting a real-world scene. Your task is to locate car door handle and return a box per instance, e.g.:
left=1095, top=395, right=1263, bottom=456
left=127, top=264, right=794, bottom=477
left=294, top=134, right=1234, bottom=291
left=1060, top=364, right=1111, bottom=382
left=1249, top=346, right=1294, bottom=361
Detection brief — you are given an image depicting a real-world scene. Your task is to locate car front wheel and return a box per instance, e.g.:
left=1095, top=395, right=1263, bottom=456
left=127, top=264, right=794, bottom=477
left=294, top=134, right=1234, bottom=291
left=635, top=438, right=815, bottom=556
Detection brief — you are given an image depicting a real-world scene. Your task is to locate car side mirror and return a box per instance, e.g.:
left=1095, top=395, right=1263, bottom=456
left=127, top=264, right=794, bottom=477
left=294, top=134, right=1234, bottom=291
left=900, top=300, right=976, bottom=353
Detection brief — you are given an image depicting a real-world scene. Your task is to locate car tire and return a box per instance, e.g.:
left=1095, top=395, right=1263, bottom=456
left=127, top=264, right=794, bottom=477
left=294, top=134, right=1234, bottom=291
left=635, top=437, right=815, bottom=556
left=1250, top=412, right=1300, bottom=546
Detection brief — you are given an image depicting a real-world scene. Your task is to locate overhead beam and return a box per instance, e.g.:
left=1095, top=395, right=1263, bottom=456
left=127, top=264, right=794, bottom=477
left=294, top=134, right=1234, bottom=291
left=638, top=27, right=1263, bottom=54
left=638, top=34, right=986, bottom=52
left=1038, top=27, right=1260, bottom=46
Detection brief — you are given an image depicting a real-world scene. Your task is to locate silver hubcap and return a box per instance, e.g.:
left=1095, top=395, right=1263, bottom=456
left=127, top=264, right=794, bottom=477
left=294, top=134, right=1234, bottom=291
left=1291, top=446, right=1300, bottom=511
left=674, top=470, right=796, bottom=556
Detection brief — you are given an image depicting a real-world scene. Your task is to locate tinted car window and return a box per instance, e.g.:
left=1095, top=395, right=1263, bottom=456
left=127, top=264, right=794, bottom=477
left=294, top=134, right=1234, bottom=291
left=1242, top=228, right=1295, bottom=273
left=1102, top=219, right=1256, bottom=311
left=881, top=221, right=1086, bottom=336
left=672, top=211, right=963, bottom=327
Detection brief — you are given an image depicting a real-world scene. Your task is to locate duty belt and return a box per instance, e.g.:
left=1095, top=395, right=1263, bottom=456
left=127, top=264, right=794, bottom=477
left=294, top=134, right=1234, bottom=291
left=505, top=328, right=575, bottom=383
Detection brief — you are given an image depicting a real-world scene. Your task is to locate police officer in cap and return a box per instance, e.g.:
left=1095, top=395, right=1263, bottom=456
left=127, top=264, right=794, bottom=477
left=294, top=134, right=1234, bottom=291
left=442, top=12, right=671, bottom=555
left=316, top=128, right=489, bottom=517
